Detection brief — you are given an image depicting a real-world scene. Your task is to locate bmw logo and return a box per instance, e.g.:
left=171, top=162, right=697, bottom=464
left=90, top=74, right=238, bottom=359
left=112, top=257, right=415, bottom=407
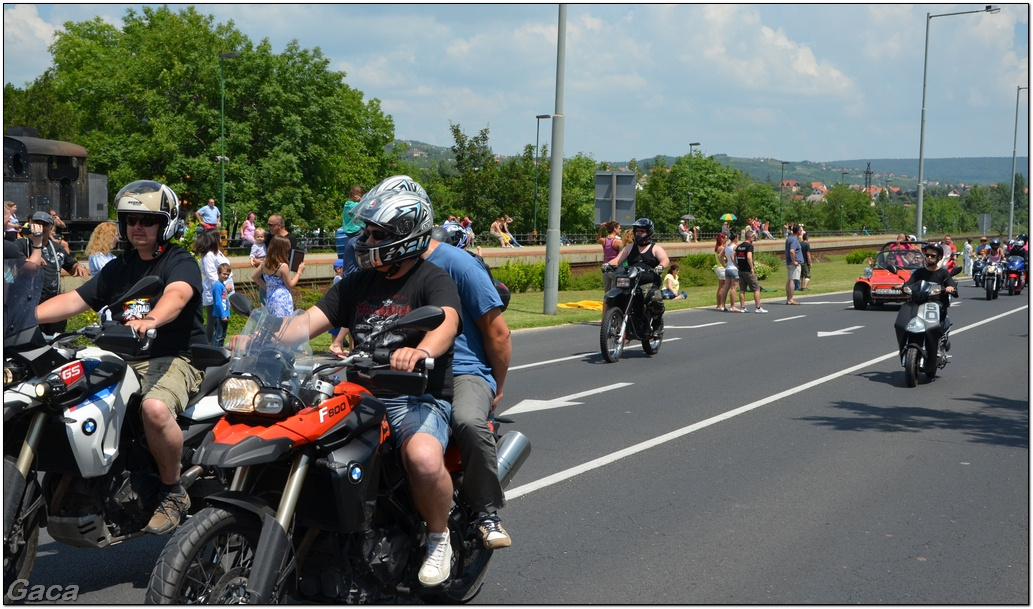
left=82, top=419, right=97, bottom=435
left=348, top=463, right=363, bottom=483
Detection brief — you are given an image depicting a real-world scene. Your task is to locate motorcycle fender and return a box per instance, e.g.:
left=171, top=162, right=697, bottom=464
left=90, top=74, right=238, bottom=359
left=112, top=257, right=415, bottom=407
left=245, top=512, right=293, bottom=604
left=3, top=456, right=27, bottom=541
left=202, top=489, right=277, bottom=520
left=192, top=431, right=295, bottom=468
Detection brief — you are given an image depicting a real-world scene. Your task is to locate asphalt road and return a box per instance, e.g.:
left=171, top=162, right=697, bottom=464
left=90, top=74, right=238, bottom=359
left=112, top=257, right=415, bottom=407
left=17, top=287, right=1030, bottom=604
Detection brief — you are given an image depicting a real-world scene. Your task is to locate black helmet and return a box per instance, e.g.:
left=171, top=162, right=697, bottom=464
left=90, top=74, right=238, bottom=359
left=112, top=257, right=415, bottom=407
left=921, top=242, right=944, bottom=261
left=1017, top=233, right=1028, bottom=244
left=989, top=238, right=1001, bottom=249
left=353, top=187, right=433, bottom=271
left=431, top=223, right=469, bottom=249
left=631, top=218, right=654, bottom=246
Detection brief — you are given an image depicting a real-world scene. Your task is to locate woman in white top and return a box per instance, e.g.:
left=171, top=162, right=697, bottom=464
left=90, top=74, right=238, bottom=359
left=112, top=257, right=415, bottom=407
left=723, top=233, right=742, bottom=312
left=193, top=228, right=234, bottom=342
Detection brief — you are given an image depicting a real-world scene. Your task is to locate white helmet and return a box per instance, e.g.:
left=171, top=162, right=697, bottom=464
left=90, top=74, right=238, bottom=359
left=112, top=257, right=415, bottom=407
left=114, top=180, right=180, bottom=244
left=352, top=187, right=434, bottom=271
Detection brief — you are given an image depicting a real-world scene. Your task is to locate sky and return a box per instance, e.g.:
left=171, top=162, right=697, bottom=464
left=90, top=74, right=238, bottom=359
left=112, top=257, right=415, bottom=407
left=3, top=3, right=1029, bottom=165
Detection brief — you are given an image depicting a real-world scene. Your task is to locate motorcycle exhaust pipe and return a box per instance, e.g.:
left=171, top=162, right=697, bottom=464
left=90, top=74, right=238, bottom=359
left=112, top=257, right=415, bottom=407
left=179, top=464, right=204, bottom=490
left=495, top=431, right=531, bottom=489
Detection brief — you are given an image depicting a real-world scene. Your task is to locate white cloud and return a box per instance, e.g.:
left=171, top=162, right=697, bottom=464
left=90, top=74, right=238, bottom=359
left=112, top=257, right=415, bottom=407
left=3, top=4, right=56, bottom=86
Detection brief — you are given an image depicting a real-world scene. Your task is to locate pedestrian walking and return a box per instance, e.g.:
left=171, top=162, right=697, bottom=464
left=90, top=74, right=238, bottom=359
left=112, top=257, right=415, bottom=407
left=735, top=229, right=767, bottom=313
left=785, top=224, right=803, bottom=305
left=963, top=237, right=974, bottom=276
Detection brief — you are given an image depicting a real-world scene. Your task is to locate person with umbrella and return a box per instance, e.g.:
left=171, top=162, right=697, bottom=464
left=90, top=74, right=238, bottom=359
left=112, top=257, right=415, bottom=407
left=678, top=219, right=690, bottom=242
left=720, top=213, right=736, bottom=237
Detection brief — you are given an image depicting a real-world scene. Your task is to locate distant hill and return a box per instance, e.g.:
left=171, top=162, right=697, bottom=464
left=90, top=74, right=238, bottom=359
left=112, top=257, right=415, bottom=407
left=390, top=140, right=1026, bottom=189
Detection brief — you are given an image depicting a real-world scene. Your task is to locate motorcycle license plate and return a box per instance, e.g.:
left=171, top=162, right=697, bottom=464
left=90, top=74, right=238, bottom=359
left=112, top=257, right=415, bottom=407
left=874, top=288, right=900, bottom=295
left=616, top=278, right=631, bottom=288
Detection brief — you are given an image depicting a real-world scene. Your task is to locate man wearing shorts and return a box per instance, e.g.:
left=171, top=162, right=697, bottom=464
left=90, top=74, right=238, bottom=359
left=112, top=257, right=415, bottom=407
left=37, top=181, right=206, bottom=535
left=735, top=229, right=767, bottom=313
left=784, top=223, right=803, bottom=305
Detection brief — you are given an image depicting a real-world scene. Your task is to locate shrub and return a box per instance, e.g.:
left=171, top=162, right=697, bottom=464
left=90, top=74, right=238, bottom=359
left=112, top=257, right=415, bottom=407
left=754, top=261, right=773, bottom=280
left=846, top=249, right=876, bottom=264
left=679, top=253, right=716, bottom=271
left=492, top=259, right=570, bottom=293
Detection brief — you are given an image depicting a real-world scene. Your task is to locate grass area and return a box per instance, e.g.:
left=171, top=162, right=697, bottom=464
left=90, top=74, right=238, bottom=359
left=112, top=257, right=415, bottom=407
left=64, top=254, right=868, bottom=347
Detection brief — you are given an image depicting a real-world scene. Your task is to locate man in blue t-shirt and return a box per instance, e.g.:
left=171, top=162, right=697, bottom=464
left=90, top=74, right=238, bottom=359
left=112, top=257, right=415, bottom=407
left=195, top=198, right=221, bottom=229
left=424, top=236, right=514, bottom=549
left=784, top=224, right=803, bottom=305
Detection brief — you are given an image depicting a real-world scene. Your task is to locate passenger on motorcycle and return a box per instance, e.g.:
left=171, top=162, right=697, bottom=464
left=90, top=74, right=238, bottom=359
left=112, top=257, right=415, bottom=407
left=35, top=180, right=206, bottom=536
left=895, top=243, right=958, bottom=320
left=609, top=218, right=670, bottom=317
left=300, top=186, right=463, bottom=588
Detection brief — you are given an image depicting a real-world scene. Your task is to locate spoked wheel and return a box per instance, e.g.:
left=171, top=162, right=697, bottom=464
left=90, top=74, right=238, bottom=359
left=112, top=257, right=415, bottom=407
left=145, top=506, right=268, bottom=604
left=904, top=348, right=920, bottom=388
left=3, top=507, right=40, bottom=603
left=600, top=308, right=625, bottom=363
left=641, top=316, right=663, bottom=355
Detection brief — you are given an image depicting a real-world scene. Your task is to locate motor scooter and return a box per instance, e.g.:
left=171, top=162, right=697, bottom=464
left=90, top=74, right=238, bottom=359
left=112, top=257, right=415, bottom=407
left=893, top=267, right=962, bottom=387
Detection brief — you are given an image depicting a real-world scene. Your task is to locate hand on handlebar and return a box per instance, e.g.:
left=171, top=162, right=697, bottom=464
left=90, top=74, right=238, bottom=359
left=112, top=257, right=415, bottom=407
left=654, top=265, right=664, bottom=275
left=390, top=346, right=431, bottom=372
left=125, top=317, right=158, bottom=339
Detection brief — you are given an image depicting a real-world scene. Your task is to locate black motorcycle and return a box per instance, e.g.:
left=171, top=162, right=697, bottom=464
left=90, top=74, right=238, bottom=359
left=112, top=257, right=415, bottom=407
left=599, top=264, right=664, bottom=363
left=971, top=257, right=986, bottom=287
left=3, top=271, right=232, bottom=599
left=893, top=269, right=961, bottom=387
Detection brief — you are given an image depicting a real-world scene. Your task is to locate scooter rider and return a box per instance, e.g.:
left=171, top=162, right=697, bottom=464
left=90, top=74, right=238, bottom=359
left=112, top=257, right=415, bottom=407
left=610, top=218, right=670, bottom=319
left=36, top=180, right=206, bottom=536
left=895, top=243, right=957, bottom=320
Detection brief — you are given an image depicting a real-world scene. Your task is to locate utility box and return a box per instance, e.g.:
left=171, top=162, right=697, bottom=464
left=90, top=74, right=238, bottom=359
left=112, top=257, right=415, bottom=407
left=594, top=171, right=636, bottom=226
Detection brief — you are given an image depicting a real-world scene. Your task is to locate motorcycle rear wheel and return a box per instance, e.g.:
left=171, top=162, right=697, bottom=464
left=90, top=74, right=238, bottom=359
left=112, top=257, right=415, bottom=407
left=600, top=308, right=624, bottom=363
left=641, top=317, right=663, bottom=355
left=986, top=284, right=994, bottom=300
left=904, top=348, right=920, bottom=388
left=145, top=506, right=268, bottom=604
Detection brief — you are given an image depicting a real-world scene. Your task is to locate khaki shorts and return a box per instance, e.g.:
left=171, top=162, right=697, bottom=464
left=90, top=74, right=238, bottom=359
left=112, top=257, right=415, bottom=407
left=739, top=271, right=760, bottom=293
left=786, top=264, right=801, bottom=281
left=130, top=356, right=203, bottom=415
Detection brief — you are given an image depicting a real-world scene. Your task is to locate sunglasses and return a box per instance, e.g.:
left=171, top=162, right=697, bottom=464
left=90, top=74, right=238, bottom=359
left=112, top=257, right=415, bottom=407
left=363, top=227, right=394, bottom=241
left=924, top=253, right=941, bottom=259
left=125, top=215, right=159, bottom=227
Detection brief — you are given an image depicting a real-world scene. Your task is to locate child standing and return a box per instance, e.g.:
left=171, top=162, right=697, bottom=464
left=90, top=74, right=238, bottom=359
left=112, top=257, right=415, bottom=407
left=249, top=228, right=267, bottom=304
left=210, top=263, right=232, bottom=346
left=252, top=235, right=305, bottom=317
left=328, top=259, right=352, bottom=356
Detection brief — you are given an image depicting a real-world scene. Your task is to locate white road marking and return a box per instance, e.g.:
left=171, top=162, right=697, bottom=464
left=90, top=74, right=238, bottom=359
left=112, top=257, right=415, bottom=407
left=504, top=305, right=1028, bottom=501
left=773, top=315, right=806, bottom=322
left=503, top=382, right=634, bottom=416
left=817, top=325, right=865, bottom=337
left=509, top=338, right=682, bottom=371
left=663, top=322, right=726, bottom=329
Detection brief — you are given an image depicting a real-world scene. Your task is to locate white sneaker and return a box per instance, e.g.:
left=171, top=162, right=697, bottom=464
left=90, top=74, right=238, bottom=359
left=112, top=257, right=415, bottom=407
left=418, top=532, right=453, bottom=587
left=755, top=307, right=768, bottom=314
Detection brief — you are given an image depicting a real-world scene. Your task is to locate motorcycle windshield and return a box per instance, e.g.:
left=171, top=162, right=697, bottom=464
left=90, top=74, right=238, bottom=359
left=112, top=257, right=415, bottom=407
left=3, top=258, right=44, bottom=340
left=228, top=306, right=312, bottom=393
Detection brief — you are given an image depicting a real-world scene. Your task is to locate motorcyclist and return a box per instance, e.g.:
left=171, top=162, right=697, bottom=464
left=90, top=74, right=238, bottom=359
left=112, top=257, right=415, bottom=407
left=895, top=243, right=957, bottom=321
left=35, top=180, right=206, bottom=536
left=301, top=185, right=463, bottom=587
left=981, top=238, right=1007, bottom=263
left=609, top=218, right=670, bottom=320
left=1006, top=233, right=1029, bottom=282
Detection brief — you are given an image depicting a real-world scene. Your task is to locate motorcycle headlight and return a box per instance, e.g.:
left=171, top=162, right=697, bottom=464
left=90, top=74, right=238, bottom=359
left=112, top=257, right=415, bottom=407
left=219, top=377, right=260, bottom=413
left=929, top=285, right=942, bottom=295
left=905, top=318, right=927, bottom=333
left=616, top=277, right=631, bottom=288
left=253, top=392, right=285, bottom=415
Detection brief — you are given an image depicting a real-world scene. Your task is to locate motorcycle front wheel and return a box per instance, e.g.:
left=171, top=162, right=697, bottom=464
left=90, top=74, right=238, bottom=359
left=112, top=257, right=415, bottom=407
left=986, top=283, right=994, bottom=300
left=1008, top=278, right=1015, bottom=296
left=904, top=348, right=920, bottom=388
left=2, top=492, right=40, bottom=603
left=145, top=506, right=268, bottom=604
left=600, top=308, right=625, bottom=363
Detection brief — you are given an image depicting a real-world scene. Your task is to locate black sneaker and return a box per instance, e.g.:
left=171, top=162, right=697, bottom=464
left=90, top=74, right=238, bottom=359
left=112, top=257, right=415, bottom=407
left=474, top=513, right=512, bottom=549
left=145, top=486, right=190, bottom=535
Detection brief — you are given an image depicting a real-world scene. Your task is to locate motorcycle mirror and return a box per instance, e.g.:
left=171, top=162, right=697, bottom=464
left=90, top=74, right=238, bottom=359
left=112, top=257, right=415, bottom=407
left=949, top=266, right=963, bottom=277
left=228, top=292, right=254, bottom=317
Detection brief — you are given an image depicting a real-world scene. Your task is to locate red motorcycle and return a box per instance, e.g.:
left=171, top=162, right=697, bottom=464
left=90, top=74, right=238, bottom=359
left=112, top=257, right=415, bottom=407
left=144, top=302, right=530, bottom=604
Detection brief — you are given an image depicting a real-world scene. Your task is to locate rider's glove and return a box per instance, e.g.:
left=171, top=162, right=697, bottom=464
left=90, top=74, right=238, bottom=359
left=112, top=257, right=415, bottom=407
left=601, top=263, right=613, bottom=272
left=654, top=265, right=664, bottom=275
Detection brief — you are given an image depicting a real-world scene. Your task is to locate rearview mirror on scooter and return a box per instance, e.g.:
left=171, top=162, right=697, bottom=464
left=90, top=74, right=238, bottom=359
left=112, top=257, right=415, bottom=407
left=228, top=292, right=254, bottom=317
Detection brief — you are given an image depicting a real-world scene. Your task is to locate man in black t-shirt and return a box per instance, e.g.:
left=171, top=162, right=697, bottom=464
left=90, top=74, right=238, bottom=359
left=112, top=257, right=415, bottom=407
left=735, top=229, right=767, bottom=313
left=37, top=181, right=204, bottom=536
left=303, top=187, right=461, bottom=588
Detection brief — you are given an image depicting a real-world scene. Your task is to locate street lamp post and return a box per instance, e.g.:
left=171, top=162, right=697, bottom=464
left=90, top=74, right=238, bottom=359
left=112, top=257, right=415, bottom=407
left=780, top=161, right=790, bottom=229
left=533, top=114, right=552, bottom=239
left=916, top=5, right=1000, bottom=240
left=218, top=51, right=239, bottom=228
left=687, top=142, right=700, bottom=215
left=1008, top=85, right=1028, bottom=240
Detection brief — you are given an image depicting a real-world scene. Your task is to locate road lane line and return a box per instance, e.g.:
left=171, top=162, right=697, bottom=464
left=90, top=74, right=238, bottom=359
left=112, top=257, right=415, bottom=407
left=773, top=315, right=806, bottom=322
left=509, top=338, right=682, bottom=371
left=505, top=305, right=1028, bottom=500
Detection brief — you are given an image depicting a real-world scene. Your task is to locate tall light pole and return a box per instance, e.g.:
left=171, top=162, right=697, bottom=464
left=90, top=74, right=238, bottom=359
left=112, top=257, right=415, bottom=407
left=1008, top=85, right=1028, bottom=240
left=780, top=161, right=790, bottom=229
left=687, top=142, right=700, bottom=215
left=218, top=51, right=239, bottom=227
left=916, top=5, right=1000, bottom=240
left=533, top=114, right=552, bottom=239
